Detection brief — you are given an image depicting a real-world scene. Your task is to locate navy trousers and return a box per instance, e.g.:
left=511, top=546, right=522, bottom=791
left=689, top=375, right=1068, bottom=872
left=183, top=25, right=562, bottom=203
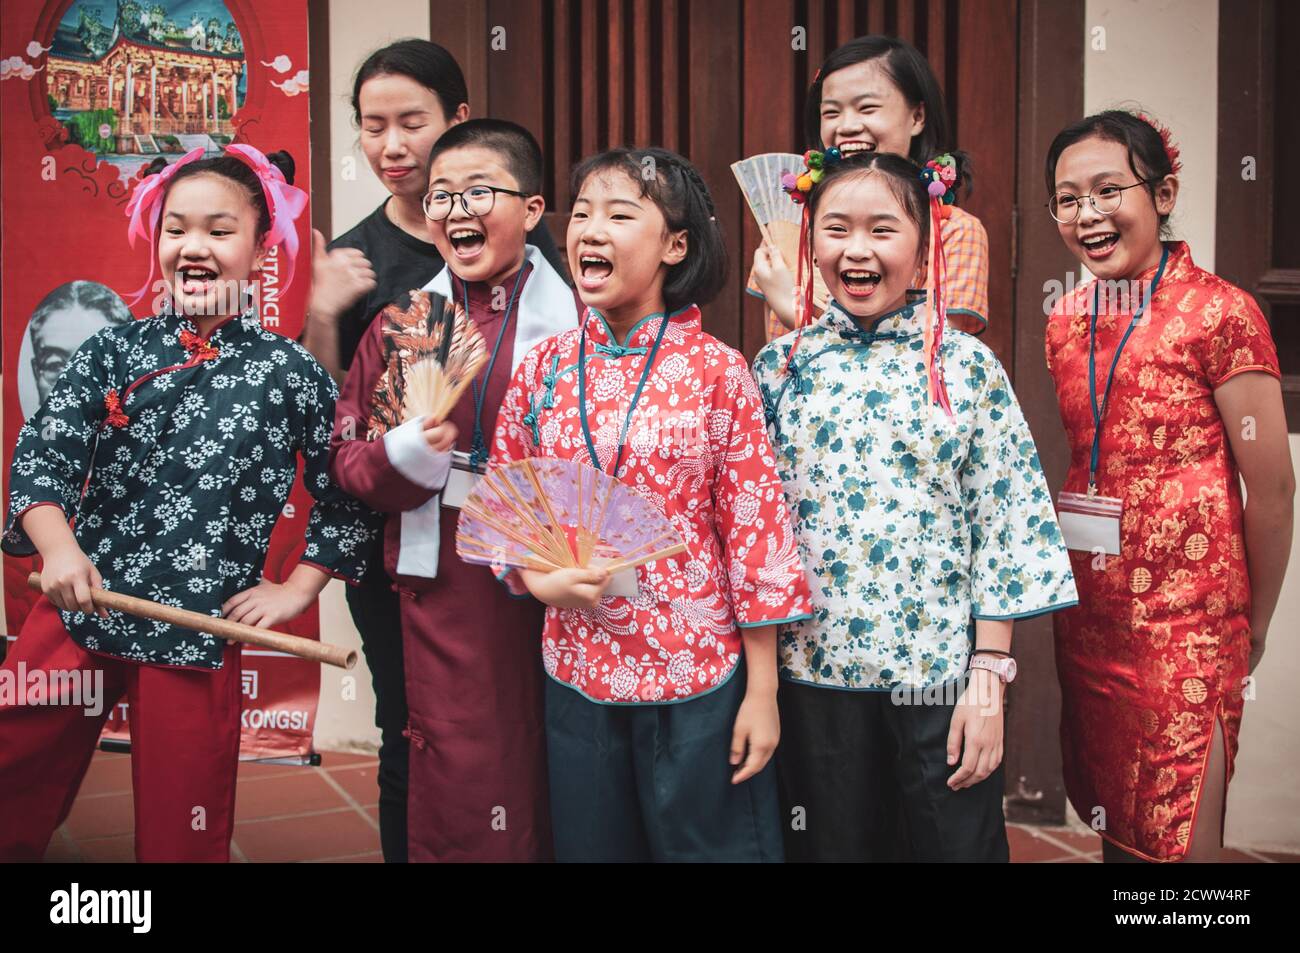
left=545, top=659, right=783, bottom=862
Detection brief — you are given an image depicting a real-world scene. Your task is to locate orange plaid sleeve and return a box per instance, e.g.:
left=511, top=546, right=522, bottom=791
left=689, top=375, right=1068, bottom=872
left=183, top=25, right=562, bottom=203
left=750, top=256, right=831, bottom=344
left=915, top=205, right=989, bottom=335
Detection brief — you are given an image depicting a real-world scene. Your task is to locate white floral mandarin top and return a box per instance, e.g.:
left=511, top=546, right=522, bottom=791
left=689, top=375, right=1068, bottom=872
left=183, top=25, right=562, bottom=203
left=754, top=300, right=1077, bottom=690
left=3, top=309, right=379, bottom=670
left=491, top=305, right=813, bottom=704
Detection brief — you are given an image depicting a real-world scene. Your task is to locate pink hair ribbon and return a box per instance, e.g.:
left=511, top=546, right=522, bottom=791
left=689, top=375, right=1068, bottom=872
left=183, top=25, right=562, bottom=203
left=224, top=143, right=309, bottom=294
left=123, top=147, right=206, bottom=304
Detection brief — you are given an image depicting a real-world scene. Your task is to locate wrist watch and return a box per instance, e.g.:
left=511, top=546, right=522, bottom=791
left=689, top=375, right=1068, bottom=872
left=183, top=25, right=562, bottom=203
left=969, top=654, right=1017, bottom=684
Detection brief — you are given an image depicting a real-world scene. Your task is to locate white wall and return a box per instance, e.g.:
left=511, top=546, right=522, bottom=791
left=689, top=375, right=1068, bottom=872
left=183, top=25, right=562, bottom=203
left=313, top=0, right=433, bottom=754
left=325, top=0, right=430, bottom=236
left=1230, top=436, right=1300, bottom=852
left=1084, top=0, right=1218, bottom=270
left=1086, top=0, right=1299, bottom=852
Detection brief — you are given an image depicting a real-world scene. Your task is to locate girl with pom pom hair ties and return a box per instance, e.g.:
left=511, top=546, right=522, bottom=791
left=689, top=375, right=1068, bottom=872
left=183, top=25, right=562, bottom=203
left=1044, top=110, right=1293, bottom=863
left=753, top=149, right=1077, bottom=861
left=0, top=145, right=378, bottom=862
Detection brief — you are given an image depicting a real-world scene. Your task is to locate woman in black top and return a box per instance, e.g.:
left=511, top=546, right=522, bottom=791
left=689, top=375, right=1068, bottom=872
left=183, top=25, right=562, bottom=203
left=305, top=40, right=564, bottom=380
left=301, top=39, right=564, bottom=863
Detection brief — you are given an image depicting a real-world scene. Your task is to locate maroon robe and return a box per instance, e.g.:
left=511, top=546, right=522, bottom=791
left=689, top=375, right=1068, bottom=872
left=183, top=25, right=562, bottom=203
left=331, top=264, right=570, bottom=861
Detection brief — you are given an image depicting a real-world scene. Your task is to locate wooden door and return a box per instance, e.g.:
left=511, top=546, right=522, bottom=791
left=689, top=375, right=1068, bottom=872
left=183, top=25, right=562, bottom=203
left=1218, top=0, right=1299, bottom=429
left=436, top=0, right=1017, bottom=360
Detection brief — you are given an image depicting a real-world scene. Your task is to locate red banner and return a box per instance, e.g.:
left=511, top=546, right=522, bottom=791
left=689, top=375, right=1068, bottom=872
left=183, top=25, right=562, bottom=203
left=1, top=0, right=320, bottom=762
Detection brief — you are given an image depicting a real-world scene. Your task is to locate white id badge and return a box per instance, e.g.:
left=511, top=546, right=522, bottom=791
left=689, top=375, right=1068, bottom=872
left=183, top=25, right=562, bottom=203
left=590, top=558, right=638, bottom=598
left=1057, top=491, right=1122, bottom=555
left=440, top=452, right=483, bottom=510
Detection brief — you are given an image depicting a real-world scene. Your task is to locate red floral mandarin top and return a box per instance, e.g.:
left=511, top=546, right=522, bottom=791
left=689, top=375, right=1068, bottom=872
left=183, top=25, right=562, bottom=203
left=490, top=305, right=813, bottom=704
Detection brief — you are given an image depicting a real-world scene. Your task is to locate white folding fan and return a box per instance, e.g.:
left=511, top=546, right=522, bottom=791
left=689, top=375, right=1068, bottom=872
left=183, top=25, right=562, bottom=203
left=731, top=152, right=829, bottom=311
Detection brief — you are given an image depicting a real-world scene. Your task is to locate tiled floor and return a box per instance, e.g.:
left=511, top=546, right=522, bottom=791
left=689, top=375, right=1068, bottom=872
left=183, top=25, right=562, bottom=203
left=42, top=750, right=1300, bottom=863
left=44, top=749, right=385, bottom=863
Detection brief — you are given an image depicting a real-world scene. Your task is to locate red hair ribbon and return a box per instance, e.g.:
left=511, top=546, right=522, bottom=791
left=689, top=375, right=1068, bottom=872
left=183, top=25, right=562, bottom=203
left=1136, top=112, right=1182, bottom=176
left=779, top=148, right=843, bottom=375
left=918, top=156, right=959, bottom=418
left=922, top=195, right=954, bottom=419
left=781, top=203, right=817, bottom=376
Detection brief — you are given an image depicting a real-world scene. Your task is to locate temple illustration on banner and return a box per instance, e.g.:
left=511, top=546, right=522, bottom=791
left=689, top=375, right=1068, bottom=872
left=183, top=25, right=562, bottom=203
left=44, top=1, right=246, bottom=176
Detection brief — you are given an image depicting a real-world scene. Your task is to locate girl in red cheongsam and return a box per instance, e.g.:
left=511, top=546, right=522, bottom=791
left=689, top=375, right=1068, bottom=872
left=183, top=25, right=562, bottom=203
left=1044, top=110, right=1294, bottom=862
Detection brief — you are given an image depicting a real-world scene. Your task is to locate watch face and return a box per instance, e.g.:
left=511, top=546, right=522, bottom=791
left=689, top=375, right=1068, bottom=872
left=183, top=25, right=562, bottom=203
left=1003, top=658, right=1018, bottom=683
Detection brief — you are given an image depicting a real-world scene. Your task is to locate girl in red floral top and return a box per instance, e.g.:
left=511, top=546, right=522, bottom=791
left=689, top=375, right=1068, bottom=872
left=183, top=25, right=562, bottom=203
left=490, top=149, right=813, bottom=861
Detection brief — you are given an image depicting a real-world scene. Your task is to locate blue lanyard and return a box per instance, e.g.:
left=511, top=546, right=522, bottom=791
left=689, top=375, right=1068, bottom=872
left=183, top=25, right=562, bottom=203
left=577, top=310, right=672, bottom=477
left=1086, top=246, right=1168, bottom=493
left=464, top=266, right=527, bottom=468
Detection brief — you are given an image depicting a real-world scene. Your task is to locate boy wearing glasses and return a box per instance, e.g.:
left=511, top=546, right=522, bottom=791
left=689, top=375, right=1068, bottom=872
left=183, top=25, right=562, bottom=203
left=330, top=119, right=579, bottom=862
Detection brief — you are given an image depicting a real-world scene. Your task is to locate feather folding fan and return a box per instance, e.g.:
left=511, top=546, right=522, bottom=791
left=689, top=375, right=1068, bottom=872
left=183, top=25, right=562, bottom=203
left=731, top=152, right=829, bottom=310
left=401, top=295, right=489, bottom=425
left=455, top=458, right=687, bottom=575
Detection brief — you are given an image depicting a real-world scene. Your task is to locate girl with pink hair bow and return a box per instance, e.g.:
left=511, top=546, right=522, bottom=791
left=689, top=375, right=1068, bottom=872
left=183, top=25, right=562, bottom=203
left=0, top=144, right=380, bottom=862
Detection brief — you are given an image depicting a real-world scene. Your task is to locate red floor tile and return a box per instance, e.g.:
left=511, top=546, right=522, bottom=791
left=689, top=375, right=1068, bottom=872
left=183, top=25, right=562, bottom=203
left=233, top=809, right=380, bottom=863
left=323, top=764, right=380, bottom=807
left=76, top=753, right=135, bottom=797
left=1220, top=848, right=1261, bottom=863
left=1035, top=828, right=1102, bottom=854
left=50, top=751, right=1297, bottom=863
left=43, top=832, right=83, bottom=863
left=236, top=760, right=307, bottom=781
left=320, top=752, right=381, bottom=768
left=234, top=770, right=348, bottom=821
left=78, top=834, right=136, bottom=863
left=1007, top=824, right=1074, bottom=862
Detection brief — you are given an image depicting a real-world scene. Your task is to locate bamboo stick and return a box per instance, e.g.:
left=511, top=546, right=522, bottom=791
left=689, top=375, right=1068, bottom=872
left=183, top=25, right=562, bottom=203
left=26, top=573, right=355, bottom=669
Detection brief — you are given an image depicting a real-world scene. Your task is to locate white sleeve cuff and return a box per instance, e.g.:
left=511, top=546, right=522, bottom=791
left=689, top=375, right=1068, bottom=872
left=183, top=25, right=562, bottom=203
left=382, top=416, right=453, bottom=491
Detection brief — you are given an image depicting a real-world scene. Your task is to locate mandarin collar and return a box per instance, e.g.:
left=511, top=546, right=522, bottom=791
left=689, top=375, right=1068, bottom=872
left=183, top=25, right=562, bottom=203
left=1150, top=240, right=1190, bottom=283
left=582, top=304, right=701, bottom=353
left=164, top=303, right=261, bottom=342
left=822, top=296, right=927, bottom=340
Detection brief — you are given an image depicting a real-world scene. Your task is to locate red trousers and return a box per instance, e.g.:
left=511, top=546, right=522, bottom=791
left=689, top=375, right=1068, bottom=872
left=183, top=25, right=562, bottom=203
left=0, top=599, right=242, bottom=862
